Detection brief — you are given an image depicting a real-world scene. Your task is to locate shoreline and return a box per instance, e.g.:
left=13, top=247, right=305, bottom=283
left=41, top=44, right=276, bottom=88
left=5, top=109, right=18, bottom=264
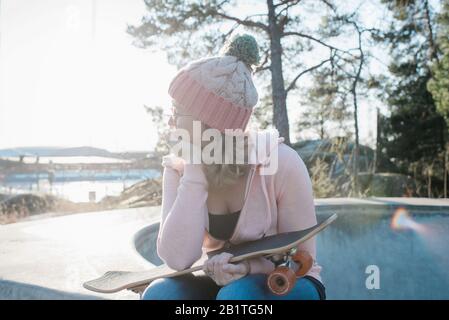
left=0, top=177, right=163, bottom=225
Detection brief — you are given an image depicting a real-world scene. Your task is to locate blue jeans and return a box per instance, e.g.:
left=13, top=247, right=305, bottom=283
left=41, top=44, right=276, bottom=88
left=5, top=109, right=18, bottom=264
left=141, top=273, right=324, bottom=300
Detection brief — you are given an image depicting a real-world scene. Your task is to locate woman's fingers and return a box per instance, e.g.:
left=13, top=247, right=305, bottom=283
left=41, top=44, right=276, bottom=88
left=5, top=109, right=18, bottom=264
left=204, top=253, right=244, bottom=286
left=222, top=272, right=233, bottom=283
left=213, top=256, right=224, bottom=279
left=219, top=253, right=233, bottom=265
left=203, top=255, right=218, bottom=276
left=222, top=263, right=246, bottom=275
left=202, top=260, right=211, bottom=275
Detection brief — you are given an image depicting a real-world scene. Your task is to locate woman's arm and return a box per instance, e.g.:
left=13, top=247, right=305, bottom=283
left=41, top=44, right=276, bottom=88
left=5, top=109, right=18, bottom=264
left=275, top=144, right=317, bottom=258
left=159, top=167, right=180, bottom=226
left=157, top=162, right=209, bottom=271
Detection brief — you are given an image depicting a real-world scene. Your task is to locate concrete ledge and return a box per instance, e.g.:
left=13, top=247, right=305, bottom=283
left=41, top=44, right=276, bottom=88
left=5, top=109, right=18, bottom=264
left=315, top=197, right=449, bottom=215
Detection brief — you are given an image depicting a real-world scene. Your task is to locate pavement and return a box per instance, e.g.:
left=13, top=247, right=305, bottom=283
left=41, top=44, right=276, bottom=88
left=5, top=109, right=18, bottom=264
left=1, top=197, right=448, bottom=300
left=0, top=206, right=160, bottom=300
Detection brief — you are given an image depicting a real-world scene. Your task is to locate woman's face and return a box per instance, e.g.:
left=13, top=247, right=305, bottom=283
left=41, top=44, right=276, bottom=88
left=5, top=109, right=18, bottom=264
left=169, top=100, right=191, bottom=130
left=169, top=99, right=207, bottom=145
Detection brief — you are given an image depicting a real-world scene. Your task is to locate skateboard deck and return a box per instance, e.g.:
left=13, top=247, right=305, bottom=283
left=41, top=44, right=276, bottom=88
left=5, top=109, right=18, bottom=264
left=83, top=213, right=337, bottom=294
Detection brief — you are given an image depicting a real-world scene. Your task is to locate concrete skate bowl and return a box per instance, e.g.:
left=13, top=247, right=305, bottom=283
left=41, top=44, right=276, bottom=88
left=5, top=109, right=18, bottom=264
left=134, top=222, right=164, bottom=267
left=133, top=208, right=449, bottom=299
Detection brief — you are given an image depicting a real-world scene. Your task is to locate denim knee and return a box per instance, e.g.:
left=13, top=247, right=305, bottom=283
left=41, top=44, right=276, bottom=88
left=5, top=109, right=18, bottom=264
left=141, top=278, right=187, bottom=300
left=216, top=274, right=322, bottom=300
left=141, top=274, right=219, bottom=300
left=216, top=274, right=267, bottom=300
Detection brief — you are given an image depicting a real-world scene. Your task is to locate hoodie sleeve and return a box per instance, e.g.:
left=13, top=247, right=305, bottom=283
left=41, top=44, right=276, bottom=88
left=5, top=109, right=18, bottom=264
left=156, top=162, right=209, bottom=271
left=275, top=144, right=318, bottom=261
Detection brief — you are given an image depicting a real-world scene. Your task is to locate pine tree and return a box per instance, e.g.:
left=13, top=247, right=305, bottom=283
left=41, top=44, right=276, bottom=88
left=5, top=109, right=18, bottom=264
left=374, top=0, right=447, bottom=197
left=297, top=67, right=352, bottom=140
left=428, top=0, right=449, bottom=126
left=428, top=0, right=449, bottom=196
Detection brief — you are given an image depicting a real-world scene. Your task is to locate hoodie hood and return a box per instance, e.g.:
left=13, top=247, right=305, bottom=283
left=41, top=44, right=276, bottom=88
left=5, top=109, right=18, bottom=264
left=246, top=128, right=284, bottom=171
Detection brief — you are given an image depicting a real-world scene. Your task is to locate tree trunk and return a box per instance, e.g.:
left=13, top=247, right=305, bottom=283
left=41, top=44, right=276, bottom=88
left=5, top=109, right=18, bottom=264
left=423, top=0, right=439, bottom=64
left=267, top=0, right=290, bottom=145
left=320, top=117, right=324, bottom=140
left=428, top=170, right=431, bottom=198
left=374, top=107, right=380, bottom=174
left=352, top=85, right=360, bottom=196
left=445, top=143, right=448, bottom=198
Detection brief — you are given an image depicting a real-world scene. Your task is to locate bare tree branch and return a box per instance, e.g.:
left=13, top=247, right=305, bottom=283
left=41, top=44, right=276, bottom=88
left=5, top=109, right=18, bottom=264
left=282, top=31, right=357, bottom=58
left=276, top=0, right=302, bottom=17
left=273, top=0, right=298, bottom=8
left=254, top=65, right=271, bottom=73
left=285, top=57, right=333, bottom=94
left=212, top=10, right=269, bottom=32
left=320, top=0, right=337, bottom=12
left=254, top=47, right=271, bottom=73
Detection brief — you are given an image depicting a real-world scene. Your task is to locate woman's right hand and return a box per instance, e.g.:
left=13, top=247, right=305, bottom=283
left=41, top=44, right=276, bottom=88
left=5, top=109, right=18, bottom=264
left=203, top=253, right=250, bottom=286
left=162, top=154, right=185, bottom=176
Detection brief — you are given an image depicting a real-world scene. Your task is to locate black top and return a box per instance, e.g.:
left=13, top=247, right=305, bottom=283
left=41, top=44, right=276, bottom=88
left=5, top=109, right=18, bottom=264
left=208, top=210, right=241, bottom=241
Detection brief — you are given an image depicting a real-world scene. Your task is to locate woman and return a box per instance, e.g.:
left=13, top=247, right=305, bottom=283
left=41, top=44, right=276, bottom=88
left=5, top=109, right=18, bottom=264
left=142, top=33, right=325, bottom=300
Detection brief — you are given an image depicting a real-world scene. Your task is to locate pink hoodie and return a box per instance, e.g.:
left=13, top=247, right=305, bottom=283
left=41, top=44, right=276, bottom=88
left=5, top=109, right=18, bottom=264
left=156, top=130, right=321, bottom=282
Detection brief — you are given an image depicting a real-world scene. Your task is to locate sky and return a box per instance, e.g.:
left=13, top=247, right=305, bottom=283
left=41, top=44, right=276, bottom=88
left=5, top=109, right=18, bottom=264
left=0, top=0, right=399, bottom=152
left=0, top=0, right=177, bottom=152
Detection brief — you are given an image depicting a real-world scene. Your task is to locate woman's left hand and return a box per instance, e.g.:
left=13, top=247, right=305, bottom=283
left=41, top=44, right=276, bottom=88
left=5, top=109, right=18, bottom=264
left=203, top=252, right=250, bottom=286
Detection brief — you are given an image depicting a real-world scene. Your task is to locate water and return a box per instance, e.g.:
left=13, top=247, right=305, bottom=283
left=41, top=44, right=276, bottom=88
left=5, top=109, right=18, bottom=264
left=1, top=156, right=131, bottom=164
left=134, top=211, right=449, bottom=299
left=1, top=169, right=161, bottom=203
left=317, top=212, right=449, bottom=299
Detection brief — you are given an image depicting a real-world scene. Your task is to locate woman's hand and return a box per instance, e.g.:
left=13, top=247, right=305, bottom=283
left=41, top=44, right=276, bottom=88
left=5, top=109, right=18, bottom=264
left=162, top=154, right=185, bottom=176
left=203, top=252, right=250, bottom=286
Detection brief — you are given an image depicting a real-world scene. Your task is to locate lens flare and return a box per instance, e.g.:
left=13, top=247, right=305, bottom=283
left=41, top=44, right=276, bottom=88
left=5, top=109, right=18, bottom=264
left=391, top=208, right=449, bottom=275
left=391, top=207, right=425, bottom=233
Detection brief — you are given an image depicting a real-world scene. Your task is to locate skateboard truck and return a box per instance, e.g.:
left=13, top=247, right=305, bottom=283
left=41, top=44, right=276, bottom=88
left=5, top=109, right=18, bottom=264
left=266, top=249, right=313, bottom=296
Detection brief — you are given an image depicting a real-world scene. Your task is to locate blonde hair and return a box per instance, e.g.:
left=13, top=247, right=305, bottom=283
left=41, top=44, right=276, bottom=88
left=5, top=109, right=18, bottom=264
left=201, top=130, right=252, bottom=189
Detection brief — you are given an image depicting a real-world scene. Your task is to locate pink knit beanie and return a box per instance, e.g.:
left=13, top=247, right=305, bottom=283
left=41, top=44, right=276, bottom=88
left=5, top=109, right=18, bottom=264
left=167, top=33, right=260, bottom=132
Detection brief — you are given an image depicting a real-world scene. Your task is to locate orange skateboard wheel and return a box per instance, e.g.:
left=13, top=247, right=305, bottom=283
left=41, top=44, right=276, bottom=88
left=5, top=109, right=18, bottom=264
left=292, top=251, right=313, bottom=277
left=267, top=266, right=297, bottom=296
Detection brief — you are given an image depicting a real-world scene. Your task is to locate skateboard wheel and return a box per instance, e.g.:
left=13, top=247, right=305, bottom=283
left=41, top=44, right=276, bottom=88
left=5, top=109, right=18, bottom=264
left=292, top=251, right=313, bottom=277
left=267, top=266, right=297, bottom=296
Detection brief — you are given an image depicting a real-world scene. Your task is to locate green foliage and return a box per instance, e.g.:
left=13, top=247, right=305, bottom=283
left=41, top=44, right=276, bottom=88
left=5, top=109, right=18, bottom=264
left=309, top=157, right=337, bottom=198
left=297, top=67, right=353, bottom=140
left=374, top=2, right=444, bottom=157
left=428, top=0, right=449, bottom=127
left=374, top=0, right=448, bottom=196
left=127, top=0, right=229, bottom=68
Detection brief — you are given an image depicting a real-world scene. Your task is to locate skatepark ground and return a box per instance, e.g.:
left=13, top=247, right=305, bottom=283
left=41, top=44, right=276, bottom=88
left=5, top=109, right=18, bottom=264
left=1, top=197, right=449, bottom=300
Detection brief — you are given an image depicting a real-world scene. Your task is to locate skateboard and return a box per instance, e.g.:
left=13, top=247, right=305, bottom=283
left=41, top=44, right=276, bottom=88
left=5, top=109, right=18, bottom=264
left=83, top=213, right=337, bottom=296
